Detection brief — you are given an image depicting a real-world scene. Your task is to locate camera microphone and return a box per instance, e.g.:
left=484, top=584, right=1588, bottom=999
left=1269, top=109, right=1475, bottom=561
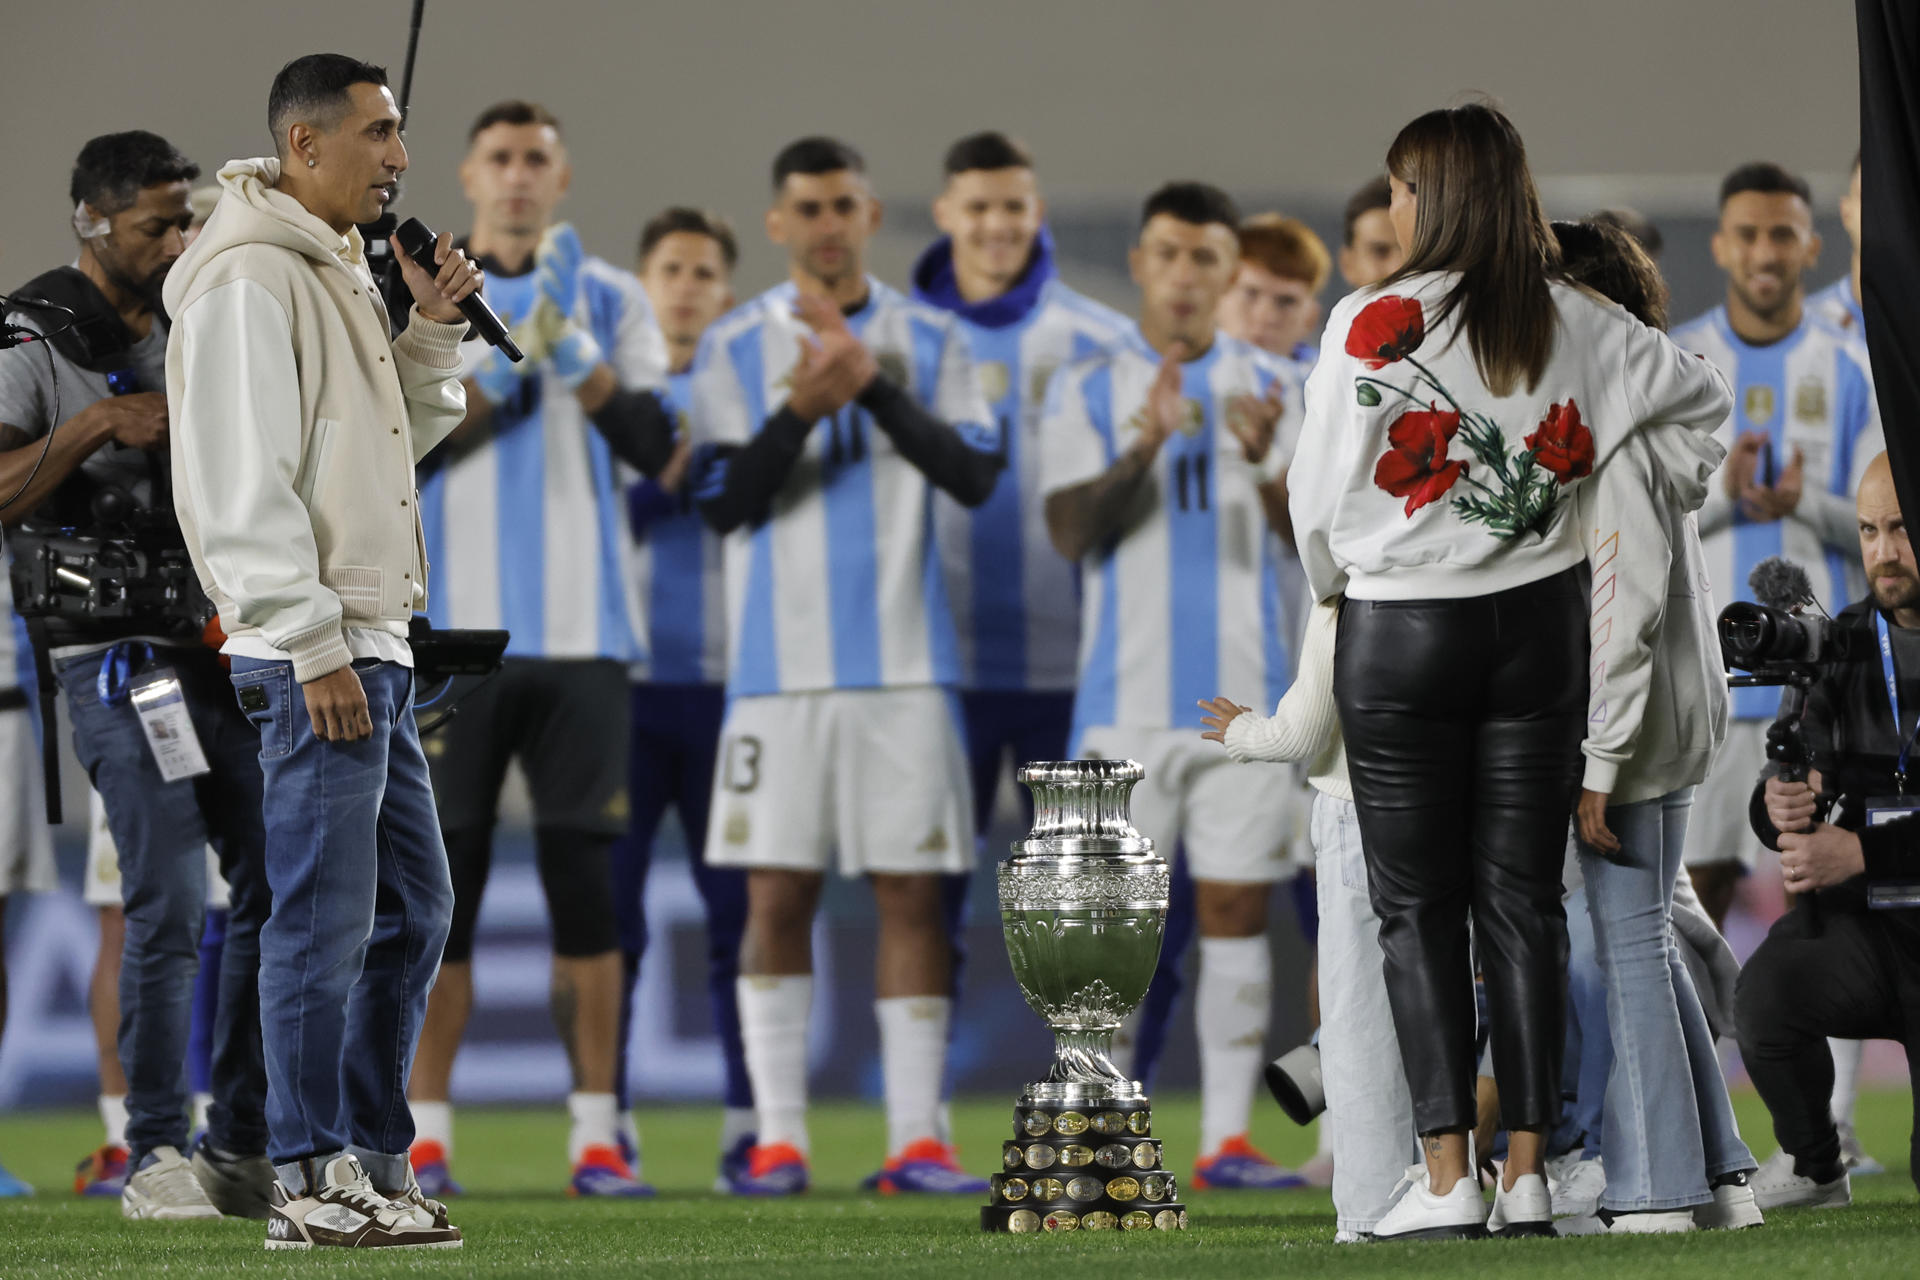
left=1749, top=556, right=1816, bottom=611
left=391, top=218, right=524, bottom=362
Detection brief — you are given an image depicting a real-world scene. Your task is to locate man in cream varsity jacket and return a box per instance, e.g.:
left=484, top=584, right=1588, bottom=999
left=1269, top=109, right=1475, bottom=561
left=166, top=54, right=481, bottom=1252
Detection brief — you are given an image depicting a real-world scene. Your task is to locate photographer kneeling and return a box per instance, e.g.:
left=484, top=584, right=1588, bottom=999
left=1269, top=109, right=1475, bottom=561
left=1737, top=450, right=1920, bottom=1209
left=0, top=132, right=273, bottom=1219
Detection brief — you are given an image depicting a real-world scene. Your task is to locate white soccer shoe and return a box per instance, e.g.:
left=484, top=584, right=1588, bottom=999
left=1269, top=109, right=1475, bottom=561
left=1749, top=1149, right=1850, bottom=1212
left=122, top=1146, right=220, bottom=1220
left=1372, top=1165, right=1488, bottom=1241
left=1549, top=1154, right=1607, bottom=1217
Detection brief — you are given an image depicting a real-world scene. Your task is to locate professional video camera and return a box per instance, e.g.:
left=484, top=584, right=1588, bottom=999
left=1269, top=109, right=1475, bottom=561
left=8, top=504, right=209, bottom=641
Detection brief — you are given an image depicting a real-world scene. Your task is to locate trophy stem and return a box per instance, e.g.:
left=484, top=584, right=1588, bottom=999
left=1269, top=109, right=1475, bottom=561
left=1049, top=1027, right=1127, bottom=1090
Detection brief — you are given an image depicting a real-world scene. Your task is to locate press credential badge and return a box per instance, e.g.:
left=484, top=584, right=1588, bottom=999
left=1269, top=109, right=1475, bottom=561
left=130, top=668, right=210, bottom=782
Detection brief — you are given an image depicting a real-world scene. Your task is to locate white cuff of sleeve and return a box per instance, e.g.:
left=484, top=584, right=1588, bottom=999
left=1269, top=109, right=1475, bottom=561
left=1580, top=753, right=1620, bottom=796
left=394, top=308, right=470, bottom=368
left=280, top=618, right=353, bottom=684
left=1224, top=712, right=1277, bottom=763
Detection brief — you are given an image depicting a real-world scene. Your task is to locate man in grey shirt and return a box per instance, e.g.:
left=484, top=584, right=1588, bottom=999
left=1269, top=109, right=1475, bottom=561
left=0, top=131, right=274, bottom=1221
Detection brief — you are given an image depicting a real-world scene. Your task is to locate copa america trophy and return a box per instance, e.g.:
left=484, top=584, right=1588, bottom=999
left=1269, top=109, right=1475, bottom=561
left=981, top=760, right=1188, bottom=1234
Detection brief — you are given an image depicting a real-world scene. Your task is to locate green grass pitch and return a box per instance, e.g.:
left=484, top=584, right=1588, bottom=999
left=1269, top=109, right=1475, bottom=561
left=0, top=1089, right=1910, bottom=1277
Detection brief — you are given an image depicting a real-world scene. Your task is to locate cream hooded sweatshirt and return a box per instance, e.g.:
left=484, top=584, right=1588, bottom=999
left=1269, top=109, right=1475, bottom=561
left=164, top=158, right=468, bottom=681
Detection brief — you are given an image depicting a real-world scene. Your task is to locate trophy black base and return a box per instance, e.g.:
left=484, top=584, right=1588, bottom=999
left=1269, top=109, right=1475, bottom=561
left=980, top=1091, right=1189, bottom=1233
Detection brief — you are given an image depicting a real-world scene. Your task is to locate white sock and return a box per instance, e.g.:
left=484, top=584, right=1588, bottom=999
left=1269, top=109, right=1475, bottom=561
left=99, top=1094, right=128, bottom=1149
left=190, top=1092, right=212, bottom=1137
left=721, top=1106, right=757, bottom=1149
left=411, top=1100, right=453, bottom=1158
left=877, top=996, right=950, bottom=1156
left=567, top=1092, right=620, bottom=1166
left=1828, top=1038, right=1864, bottom=1127
left=937, top=1101, right=954, bottom=1144
left=1196, top=935, right=1272, bottom=1156
left=738, top=975, right=813, bottom=1154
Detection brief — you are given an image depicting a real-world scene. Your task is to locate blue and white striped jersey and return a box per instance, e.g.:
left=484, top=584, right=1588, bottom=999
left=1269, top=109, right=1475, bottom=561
left=930, top=280, right=1130, bottom=692
left=688, top=278, right=994, bottom=696
left=626, top=370, right=726, bottom=685
left=418, top=255, right=668, bottom=661
left=1808, top=274, right=1865, bottom=339
left=1671, top=304, right=1882, bottom=719
left=1041, top=329, right=1305, bottom=733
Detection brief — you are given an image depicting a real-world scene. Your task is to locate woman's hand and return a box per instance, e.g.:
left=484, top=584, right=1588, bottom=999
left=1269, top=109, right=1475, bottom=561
left=1575, top=788, right=1622, bottom=860
left=1199, top=696, right=1252, bottom=745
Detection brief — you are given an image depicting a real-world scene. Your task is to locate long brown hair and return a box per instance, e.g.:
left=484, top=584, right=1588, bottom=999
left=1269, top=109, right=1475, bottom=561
left=1383, top=102, right=1559, bottom=397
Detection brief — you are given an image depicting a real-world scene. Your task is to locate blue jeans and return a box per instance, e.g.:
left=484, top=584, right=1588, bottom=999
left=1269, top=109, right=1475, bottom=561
left=1556, top=886, right=1610, bottom=1160
left=1578, top=788, right=1753, bottom=1210
left=230, top=657, right=452, bottom=1194
left=57, top=644, right=269, bottom=1164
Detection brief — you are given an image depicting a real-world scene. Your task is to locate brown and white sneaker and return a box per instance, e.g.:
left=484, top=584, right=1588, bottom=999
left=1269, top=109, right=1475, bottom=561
left=375, top=1164, right=453, bottom=1231
left=264, top=1155, right=462, bottom=1251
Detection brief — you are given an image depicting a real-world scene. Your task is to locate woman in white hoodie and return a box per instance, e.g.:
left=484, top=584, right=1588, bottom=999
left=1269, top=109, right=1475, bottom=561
left=1289, top=102, right=1731, bottom=1239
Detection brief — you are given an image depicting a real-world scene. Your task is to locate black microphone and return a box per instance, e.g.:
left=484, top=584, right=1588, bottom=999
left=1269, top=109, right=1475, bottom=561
left=392, top=217, right=523, bottom=362
left=1749, top=556, right=1817, bottom=611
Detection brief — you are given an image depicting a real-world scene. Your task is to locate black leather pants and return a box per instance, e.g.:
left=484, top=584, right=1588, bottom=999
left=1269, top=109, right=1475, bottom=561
left=1334, top=569, right=1587, bottom=1134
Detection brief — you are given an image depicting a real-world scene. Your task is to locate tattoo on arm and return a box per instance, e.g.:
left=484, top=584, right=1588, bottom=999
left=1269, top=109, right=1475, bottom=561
left=1044, top=450, right=1154, bottom=561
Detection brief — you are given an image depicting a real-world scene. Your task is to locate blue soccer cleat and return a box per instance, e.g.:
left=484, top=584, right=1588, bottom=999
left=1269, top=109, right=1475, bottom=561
left=1192, top=1135, right=1309, bottom=1190
left=730, top=1142, right=809, bottom=1197
left=0, top=1158, right=32, bottom=1197
left=568, top=1145, right=656, bottom=1198
left=73, top=1145, right=127, bottom=1198
left=714, top=1132, right=757, bottom=1194
left=875, top=1140, right=990, bottom=1195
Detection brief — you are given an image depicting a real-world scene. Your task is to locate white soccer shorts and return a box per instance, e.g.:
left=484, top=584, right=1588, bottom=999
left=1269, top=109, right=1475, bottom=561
left=0, top=706, right=55, bottom=897
left=1686, top=718, right=1768, bottom=870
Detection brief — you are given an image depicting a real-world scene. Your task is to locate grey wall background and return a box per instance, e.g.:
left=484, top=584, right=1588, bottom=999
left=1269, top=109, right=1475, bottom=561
left=4, top=0, right=1863, bottom=312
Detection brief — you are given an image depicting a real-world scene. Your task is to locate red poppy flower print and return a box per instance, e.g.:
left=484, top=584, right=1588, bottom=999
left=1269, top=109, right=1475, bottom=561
left=1525, top=399, right=1596, bottom=482
left=1345, top=295, right=1426, bottom=369
left=1373, top=406, right=1467, bottom=517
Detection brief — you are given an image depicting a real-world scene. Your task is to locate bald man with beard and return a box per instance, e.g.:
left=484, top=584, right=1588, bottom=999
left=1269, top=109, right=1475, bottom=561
left=1736, top=452, right=1920, bottom=1210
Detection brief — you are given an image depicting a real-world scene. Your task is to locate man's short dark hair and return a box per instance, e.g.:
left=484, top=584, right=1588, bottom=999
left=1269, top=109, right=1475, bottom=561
left=467, top=99, right=562, bottom=143
left=1140, top=181, right=1239, bottom=232
left=267, top=53, right=388, bottom=153
left=1719, top=161, right=1812, bottom=208
left=1589, top=207, right=1664, bottom=259
left=942, top=131, right=1034, bottom=177
left=69, top=131, right=199, bottom=216
left=1343, top=175, right=1392, bottom=247
left=639, top=207, right=739, bottom=272
left=771, top=136, right=864, bottom=191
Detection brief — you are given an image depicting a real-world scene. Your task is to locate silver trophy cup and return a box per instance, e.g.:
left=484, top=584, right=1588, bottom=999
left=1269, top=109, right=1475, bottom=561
left=981, top=760, right=1187, bottom=1234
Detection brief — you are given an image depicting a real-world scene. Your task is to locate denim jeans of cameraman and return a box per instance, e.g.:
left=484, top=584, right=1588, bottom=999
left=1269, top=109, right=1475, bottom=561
left=228, top=656, right=451, bottom=1196
left=57, top=643, right=270, bottom=1167
left=1577, top=787, right=1753, bottom=1210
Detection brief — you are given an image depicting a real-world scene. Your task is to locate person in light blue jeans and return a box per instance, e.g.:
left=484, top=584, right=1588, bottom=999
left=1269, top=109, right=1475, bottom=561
left=229, top=656, right=452, bottom=1195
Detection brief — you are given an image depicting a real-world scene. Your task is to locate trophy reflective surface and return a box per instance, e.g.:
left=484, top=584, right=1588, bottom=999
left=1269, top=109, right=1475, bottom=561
left=982, top=760, right=1188, bottom=1234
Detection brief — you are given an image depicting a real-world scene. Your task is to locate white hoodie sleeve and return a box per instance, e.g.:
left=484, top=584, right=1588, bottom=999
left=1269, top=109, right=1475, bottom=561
left=1223, top=600, right=1340, bottom=764
left=1287, top=338, right=1353, bottom=602
left=1576, top=434, right=1672, bottom=795
left=173, top=280, right=349, bottom=681
left=391, top=307, right=471, bottom=463
left=1622, top=321, right=1733, bottom=454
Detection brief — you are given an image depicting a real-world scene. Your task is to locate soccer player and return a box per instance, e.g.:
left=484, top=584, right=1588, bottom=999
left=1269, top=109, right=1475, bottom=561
left=1672, top=161, right=1880, bottom=930
left=1336, top=176, right=1403, bottom=290
left=1041, top=181, right=1306, bottom=1189
left=612, top=206, right=755, bottom=1190
left=410, top=99, right=675, bottom=1198
left=1809, top=152, right=1864, bottom=335
left=1216, top=213, right=1330, bottom=365
left=689, top=136, right=999, bottom=1195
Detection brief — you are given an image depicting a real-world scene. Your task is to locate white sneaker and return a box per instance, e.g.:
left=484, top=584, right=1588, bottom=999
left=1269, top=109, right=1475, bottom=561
left=266, top=1155, right=463, bottom=1250
left=1749, top=1149, right=1850, bottom=1211
left=1558, top=1207, right=1694, bottom=1235
left=1373, top=1166, right=1488, bottom=1241
left=1549, top=1155, right=1606, bottom=1217
left=1543, top=1146, right=1585, bottom=1186
left=1694, top=1171, right=1764, bottom=1230
left=122, top=1146, right=221, bottom=1220
left=1837, top=1123, right=1886, bottom=1176
left=1487, top=1172, right=1553, bottom=1237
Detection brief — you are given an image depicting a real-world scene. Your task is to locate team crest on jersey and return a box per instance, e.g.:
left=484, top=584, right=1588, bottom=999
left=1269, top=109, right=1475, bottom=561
left=875, top=350, right=909, bottom=387
left=724, top=809, right=750, bottom=845
left=1794, top=378, right=1828, bottom=424
left=1176, top=399, right=1205, bottom=436
left=976, top=360, right=1010, bottom=404
left=1743, top=385, right=1775, bottom=426
left=1029, top=364, right=1058, bottom=409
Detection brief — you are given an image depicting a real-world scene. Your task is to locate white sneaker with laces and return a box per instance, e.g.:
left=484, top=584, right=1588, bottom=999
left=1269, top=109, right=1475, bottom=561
left=1749, top=1149, right=1850, bottom=1212
left=1372, top=1166, right=1487, bottom=1241
left=1488, top=1172, right=1554, bottom=1237
left=1694, top=1171, right=1764, bottom=1230
left=122, top=1146, right=221, bottom=1220
left=1549, top=1155, right=1606, bottom=1217
left=266, top=1154, right=462, bottom=1250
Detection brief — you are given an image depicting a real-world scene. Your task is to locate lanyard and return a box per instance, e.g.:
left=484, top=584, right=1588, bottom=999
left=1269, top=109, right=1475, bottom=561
left=1875, top=611, right=1920, bottom=792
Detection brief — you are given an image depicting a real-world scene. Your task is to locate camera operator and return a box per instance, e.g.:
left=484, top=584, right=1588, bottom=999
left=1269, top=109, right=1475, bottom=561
left=1736, top=450, right=1920, bottom=1209
left=0, top=131, right=276, bottom=1221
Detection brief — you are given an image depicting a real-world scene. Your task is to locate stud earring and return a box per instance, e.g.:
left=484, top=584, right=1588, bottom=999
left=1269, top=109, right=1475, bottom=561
left=307, top=158, right=317, bottom=168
